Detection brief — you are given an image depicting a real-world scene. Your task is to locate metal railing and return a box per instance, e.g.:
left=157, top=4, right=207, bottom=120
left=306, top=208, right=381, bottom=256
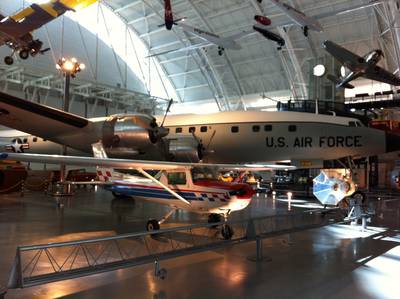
left=7, top=210, right=338, bottom=289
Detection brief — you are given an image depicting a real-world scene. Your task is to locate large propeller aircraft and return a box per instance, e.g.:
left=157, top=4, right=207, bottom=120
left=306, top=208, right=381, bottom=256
left=323, top=40, right=400, bottom=89
left=0, top=0, right=97, bottom=65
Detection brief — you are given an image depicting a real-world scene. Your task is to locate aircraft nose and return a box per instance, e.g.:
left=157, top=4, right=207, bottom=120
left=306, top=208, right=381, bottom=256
left=386, top=132, right=400, bottom=153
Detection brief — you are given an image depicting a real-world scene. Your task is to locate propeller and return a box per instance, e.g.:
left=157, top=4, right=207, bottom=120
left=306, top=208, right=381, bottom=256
left=152, top=98, right=174, bottom=141
left=160, top=98, right=173, bottom=127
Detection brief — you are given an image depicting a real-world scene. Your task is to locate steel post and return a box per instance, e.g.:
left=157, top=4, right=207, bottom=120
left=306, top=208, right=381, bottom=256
left=256, top=238, right=263, bottom=261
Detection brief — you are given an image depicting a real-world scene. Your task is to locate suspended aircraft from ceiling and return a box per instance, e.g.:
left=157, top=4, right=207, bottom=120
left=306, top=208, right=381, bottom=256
left=323, top=40, right=400, bottom=89
left=0, top=0, right=97, bottom=65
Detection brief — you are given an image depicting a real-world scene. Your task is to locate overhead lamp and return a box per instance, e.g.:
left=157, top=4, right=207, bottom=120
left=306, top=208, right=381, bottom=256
left=56, top=57, right=85, bottom=77
left=313, top=64, right=326, bottom=77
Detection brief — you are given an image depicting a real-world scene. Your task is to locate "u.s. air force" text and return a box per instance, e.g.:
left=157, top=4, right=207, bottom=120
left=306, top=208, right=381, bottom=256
left=266, top=136, right=362, bottom=148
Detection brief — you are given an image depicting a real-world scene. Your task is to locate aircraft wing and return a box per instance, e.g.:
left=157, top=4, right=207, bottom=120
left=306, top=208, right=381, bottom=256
left=0, top=152, right=296, bottom=171
left=268, top=1, right=381, bottom=28
left=364, top=66, right=400, bottom=86
left=0, top=0, right=97, bottom=39
left=323, top=40, right=364, bottom=68
left=0, top=91, right=97, bottom=152
left=146, top=41, right=212, bottom=57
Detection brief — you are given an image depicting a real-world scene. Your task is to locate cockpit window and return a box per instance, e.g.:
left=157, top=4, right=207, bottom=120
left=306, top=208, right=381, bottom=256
left=349, top=121, right=356, bottom=127
left=167, top=172, right=187, bottom=185
left=191, top=168, right=218, bottom=182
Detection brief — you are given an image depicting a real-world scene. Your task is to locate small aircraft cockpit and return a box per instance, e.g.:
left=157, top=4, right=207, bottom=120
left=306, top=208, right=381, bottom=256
left=191, top=167, right=219, bottom=182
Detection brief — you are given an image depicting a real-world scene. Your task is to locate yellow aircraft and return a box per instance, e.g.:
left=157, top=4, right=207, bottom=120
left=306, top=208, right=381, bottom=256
left=0, top=0, right=97, bottom=65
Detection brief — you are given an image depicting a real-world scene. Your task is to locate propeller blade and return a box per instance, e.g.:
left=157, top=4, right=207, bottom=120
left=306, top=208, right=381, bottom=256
left=160, top=98, right=174, bottom=127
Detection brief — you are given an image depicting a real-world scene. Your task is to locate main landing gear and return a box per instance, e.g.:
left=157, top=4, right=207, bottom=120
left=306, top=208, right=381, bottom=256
left=218, top=46, right=225, bottom=56
left=208, top=213, right=234, bottom=240
left=303, top=26, right=309, bottom=37
left=4, top=56, right=13, bottom=65
left=146, top=208, right=177, bottom=231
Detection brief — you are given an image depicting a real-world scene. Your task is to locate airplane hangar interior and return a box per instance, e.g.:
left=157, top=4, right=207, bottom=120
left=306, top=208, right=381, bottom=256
left=1, top=0, right=400, bottom=298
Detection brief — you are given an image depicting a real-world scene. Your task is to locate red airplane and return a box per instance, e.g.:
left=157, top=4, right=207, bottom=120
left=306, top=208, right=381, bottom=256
left=165, top=0, right=173, bottom=30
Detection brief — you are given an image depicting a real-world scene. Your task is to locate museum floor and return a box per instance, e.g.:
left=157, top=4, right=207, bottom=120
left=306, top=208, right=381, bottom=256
left=0, top=188, right=399, bottom=299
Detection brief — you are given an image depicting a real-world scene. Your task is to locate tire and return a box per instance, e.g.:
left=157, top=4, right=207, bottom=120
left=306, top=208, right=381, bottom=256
left=4, top=56, right=13, bottom=65
left=146, top=219, right=160, bottom=231
left=207, top=213, right=222, bottom=223
left=221, top=224, right=234, bottom=240
left=112, top=191, right=130, bottom=200
left=19, top=50, right=29, bottom=60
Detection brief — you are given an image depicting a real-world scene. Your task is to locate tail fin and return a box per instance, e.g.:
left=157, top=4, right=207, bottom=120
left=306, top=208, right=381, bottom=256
left=92, top=142, right=115, bottom=182
left=327, top=74, right=354, bottom=89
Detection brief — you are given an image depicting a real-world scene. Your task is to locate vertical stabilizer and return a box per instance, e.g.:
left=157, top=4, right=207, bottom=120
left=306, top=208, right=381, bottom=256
left=91, top=142, right=115, bottom=182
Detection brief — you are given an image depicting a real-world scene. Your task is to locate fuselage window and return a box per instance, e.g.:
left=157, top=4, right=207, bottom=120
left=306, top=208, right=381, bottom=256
left=167, top=172, right=187, bottom=185
left=33, top=137, right=37, bottom=142
left=200, top=126, right=207, bottom=133
left=252, top=125, right=260, bottom=132
left=189, top=127, right=196, bottom=133
left=348, top=121, right=356, bottom=127
left=175, top=127, right=182, bottom=133
left=264, top=125, right=272, bottom=131
left=288, top=125, right=297, bottom=132
left=231, top=126, right=239, bottom=133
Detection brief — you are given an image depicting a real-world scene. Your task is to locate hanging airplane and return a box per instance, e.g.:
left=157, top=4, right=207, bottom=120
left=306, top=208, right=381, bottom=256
left=164, top=0, right=174, bottom=30
left=149, top=19, right=254, bottom=57
left=0, top=0, right=97, bottom=65
left=323, top=40, right=400, bottom=89
left=259, top=0, right=382, bottom=37
left=267, top=0, right=323, bottom=36
left=253, top=15, right=285, bottom=50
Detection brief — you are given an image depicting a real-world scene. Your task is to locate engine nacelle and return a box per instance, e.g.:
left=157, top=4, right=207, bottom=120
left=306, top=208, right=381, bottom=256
left=102, top=114, right=165, bottom=151
left=168, top=135, right=203, bottom=162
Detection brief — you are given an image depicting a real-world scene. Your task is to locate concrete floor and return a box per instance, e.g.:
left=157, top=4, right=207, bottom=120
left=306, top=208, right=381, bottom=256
left=0, top=188, right=399, bottom=299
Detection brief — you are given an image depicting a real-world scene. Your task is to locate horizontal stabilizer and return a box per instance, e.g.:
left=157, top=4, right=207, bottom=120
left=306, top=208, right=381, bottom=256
left=327, top=74, right=354, bottom=89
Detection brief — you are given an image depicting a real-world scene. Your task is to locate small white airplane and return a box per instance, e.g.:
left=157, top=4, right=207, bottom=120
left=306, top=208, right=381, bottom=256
left=323, top=40, right=400, bottom=89
left=148, top=19, right=253, bottom=57
left=268, top=0, right=323, bottom=37
left=0, top=142, right=260, bottom=239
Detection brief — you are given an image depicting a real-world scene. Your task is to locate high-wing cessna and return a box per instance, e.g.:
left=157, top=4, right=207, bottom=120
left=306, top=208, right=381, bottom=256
left=149, top=19, right=254, bottom=57
left=0, top=0, right=97, bottom=65
left=267, top=0, right=323, bottom=37
left=0, top=142, right=261, bottom=239
left=323, top=40, right=400, bottom=89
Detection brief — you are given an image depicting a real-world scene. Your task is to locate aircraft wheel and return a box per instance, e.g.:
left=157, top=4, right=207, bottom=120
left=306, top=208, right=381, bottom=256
left=218, top=50, right=223, bottom=56
left=303, top=26, right=309, bottom=37
left=19, top=50, right=29, bottom=60
left=208, top=213, right=222, bottom=223
left=4, top=56, right=14, bottom=65
left=112, top=191, right=130, bottom=200
left=221, top=224, right=234, bottom=240
left=146, top=219, right=160, bottom=231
